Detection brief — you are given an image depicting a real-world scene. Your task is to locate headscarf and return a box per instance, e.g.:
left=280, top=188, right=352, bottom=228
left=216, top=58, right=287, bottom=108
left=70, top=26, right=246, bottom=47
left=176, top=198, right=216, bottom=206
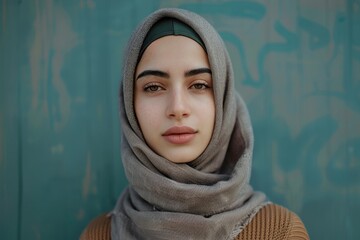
left=111, top=8, right=268, bottom=240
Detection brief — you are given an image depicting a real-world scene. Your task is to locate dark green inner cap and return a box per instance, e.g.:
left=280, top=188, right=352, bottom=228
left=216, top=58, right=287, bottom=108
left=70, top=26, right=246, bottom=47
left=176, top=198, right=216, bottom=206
left=139, top=18, right=206, bottom=58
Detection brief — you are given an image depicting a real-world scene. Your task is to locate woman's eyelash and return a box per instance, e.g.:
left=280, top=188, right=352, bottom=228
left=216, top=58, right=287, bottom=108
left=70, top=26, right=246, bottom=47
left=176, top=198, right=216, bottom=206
left=142, top=81, right=211, bottom=92
left=144, top=83, right=163, bottom=92
left=190, top=82, right=210, bottom=90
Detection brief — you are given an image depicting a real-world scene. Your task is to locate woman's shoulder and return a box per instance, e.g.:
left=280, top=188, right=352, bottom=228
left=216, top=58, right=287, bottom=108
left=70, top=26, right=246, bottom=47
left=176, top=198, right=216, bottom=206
left=79, top=204, right=309, bottom=240
left=235, top=203, right=309, bottom=240
left=80, top=213, right=112, bottom=240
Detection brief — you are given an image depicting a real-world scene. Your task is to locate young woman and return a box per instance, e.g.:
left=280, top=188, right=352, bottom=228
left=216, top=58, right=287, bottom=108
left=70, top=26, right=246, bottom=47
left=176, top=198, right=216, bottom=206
left=81, top=8, right=309, bottom=240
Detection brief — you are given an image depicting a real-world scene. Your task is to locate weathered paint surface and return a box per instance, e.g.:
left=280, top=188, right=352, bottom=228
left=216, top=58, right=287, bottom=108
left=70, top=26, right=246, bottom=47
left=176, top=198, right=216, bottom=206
left=0, top=0, right=359, bottom=239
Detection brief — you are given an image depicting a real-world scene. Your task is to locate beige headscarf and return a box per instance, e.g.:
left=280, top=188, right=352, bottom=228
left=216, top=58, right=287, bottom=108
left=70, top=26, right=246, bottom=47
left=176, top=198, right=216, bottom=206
left=111, top=8, right=268, bottom=240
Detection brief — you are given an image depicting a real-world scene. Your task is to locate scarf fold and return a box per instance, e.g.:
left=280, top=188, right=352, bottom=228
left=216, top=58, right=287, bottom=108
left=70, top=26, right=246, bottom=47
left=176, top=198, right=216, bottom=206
left=112, top=8, right=267, bottom=240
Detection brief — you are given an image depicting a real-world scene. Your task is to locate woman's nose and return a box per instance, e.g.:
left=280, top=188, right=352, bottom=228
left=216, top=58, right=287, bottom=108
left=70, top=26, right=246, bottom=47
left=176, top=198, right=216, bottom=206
left=166, top=89, right=191, bottom=120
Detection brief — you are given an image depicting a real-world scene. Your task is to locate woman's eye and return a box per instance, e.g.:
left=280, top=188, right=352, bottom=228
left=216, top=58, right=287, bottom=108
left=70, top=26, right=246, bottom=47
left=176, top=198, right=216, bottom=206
left=191, top=83, right=209, bottom=90
left=144, top=84, right=163, bottom=92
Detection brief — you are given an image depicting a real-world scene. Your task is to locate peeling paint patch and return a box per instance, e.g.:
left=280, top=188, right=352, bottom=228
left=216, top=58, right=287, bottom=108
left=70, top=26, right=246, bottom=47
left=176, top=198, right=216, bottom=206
left=50, top=144, right=64, bottom=154
left=82, top=154, right=91, bottom=200
left=87, top=0, right=96, bottom=9
left=74, top=96, right=86, bottom=104
left=29, top=0, right=79, bottom=130
left=80, top=0, right=96, bottom=9
left=76, top=208, right=85, bottom=220
left=32, top=224, right=41, bottom=240
left=30, top=0, right=51, bottom=113
left=51, top=5, right=79, bottom=130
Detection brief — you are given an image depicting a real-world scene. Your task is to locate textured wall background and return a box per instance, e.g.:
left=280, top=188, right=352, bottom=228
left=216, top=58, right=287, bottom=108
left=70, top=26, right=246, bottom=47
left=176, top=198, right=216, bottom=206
left=1, top=0, right=359, bottom=239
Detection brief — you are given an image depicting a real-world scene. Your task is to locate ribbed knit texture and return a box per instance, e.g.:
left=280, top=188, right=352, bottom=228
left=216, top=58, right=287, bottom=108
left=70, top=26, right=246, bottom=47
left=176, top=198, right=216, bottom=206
left=80, top=214, right=111, bottom=240
left=235, top=204, right=309, bottom=240
left=80, top=204, right=309, bottom=240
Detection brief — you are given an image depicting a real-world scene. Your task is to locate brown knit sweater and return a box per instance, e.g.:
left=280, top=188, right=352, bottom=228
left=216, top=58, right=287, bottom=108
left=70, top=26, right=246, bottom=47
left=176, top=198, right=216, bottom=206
left=80, top=204, right=309, bottom=240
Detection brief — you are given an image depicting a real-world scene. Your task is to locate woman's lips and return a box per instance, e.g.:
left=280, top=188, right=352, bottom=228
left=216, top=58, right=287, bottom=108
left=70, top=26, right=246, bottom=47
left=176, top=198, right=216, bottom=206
left=162, top=126, right=198, bottom=144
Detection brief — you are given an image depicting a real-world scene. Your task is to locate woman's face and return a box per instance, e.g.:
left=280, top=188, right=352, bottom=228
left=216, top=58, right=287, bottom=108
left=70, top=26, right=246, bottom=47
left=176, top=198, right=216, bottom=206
left=134, top=36, right=215, bottom=163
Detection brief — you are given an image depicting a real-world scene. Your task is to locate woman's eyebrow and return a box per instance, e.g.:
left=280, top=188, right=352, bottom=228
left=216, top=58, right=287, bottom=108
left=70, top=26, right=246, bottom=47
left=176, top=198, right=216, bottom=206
left=136, top=68, right=211, bottom=80
left=136, top=70, right=170, bottom=80
left=185, top=68, right=212, bottom=77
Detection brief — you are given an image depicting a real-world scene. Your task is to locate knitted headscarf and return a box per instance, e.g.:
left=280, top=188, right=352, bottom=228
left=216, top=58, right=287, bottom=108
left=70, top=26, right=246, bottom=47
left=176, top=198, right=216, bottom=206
left=112, top=8, right=267, bottom=240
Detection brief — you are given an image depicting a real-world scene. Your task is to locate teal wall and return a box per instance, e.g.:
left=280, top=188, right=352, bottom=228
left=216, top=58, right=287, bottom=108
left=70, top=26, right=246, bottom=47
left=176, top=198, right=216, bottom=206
left=1, top=0, right=359, bottom=239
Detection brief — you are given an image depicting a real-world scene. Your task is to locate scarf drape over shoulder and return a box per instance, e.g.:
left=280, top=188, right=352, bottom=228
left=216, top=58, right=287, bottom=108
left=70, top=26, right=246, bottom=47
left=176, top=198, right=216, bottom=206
left=112, top=8, right=267, bottom=240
